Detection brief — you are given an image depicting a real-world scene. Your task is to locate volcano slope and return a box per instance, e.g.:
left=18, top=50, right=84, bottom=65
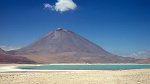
left=8, top=28, right=135, bottom=63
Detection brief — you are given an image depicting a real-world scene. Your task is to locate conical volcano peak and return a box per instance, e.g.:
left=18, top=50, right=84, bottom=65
left=17, top=27, right=110, bottom=55
left=10, top=27, right=135, bottom=63
left=55, top=28, right=69, bottom=32
left=56, top=28, right=63, bottom=31
left=45, top=28, right=69, bottom=37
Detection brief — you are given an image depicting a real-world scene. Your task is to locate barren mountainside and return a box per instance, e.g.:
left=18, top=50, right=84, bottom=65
left=8, top=28, right=136, bottom=63
left=0, top=48, right=6, bottom=54
left=12, top=28, right=109, bottom=55
left=0, top=54, right=35, bottom=64
left=136, top=58, right=150, bottom=64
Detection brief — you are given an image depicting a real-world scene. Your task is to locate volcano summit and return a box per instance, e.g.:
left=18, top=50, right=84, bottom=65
left=9, top=28, right=135, bottom=63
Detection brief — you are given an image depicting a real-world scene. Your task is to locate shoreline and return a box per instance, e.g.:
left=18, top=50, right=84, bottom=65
left=0, top=65, right=88, bottom=72
left=47, top=63, right=150, bottom=65
left=0, top=64, right=150, bottom=72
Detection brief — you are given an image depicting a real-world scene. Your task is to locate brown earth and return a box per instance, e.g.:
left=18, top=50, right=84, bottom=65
left=0, top=54, right=36, bottom=64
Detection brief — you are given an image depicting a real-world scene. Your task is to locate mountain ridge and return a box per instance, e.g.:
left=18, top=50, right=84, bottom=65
left=0, top=48, right=6, bottom=54
left=121, top=50, right=150, bottom=59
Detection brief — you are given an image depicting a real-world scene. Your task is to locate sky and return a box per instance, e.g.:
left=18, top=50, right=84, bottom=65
left=0, top=0, right=150, bottom=55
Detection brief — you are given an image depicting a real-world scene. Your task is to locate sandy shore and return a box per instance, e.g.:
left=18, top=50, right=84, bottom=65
left=0, top=64, right=150, bottom=84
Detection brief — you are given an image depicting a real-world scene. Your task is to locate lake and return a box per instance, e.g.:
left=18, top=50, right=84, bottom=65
left=17, top=64, right=150, bottom=70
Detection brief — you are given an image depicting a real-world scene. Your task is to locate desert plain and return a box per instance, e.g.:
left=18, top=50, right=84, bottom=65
left=0, top=64, right=150, bottom=84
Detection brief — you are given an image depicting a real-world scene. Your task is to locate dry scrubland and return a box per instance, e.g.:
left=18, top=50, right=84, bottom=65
left=0, top=69, right=150, bottom=84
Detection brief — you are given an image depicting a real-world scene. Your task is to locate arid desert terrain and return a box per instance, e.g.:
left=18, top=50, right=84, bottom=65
left=0, top=64, right=150, bottom=84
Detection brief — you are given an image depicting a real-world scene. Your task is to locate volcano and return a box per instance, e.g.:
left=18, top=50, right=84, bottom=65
left=9, top=28, right=135, bottom=63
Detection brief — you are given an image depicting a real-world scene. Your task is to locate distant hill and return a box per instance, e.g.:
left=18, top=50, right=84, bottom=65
left=8, top=28, right=136, bottom=63
left=122, top=50, right=150, bottom=59
left=0, top=48, right=35, bottom=63
left=136, top=58, right=150, bottom=64
left=0, top=54, right=36, bottom=64
left=0, top=48, right=6, bottom=54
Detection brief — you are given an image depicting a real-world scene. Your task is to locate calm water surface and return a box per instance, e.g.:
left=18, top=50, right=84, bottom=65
left=17, top=64, right=150, bottom=70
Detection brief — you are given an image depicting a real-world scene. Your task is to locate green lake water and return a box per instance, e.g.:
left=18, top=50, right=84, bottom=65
left=17, top=64, right=150, bottom=70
